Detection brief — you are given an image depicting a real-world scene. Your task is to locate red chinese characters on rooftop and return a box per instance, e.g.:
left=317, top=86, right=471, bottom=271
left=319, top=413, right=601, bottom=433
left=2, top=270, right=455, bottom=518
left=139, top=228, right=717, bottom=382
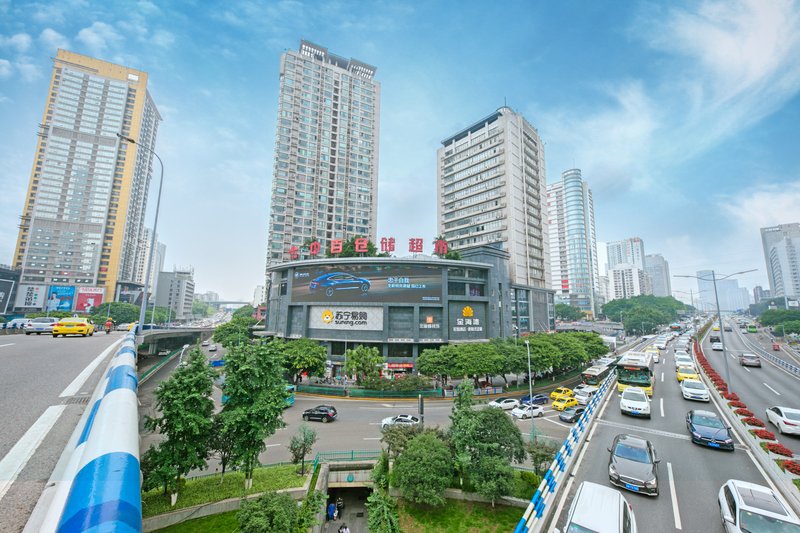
left=287, top=236, right=451, bottom=258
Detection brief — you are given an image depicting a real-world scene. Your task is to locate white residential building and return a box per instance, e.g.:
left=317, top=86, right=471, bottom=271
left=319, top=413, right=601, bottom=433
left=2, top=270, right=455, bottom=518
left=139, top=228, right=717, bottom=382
left=761, top=223, right=800, bottom=300
left=155, top=267, right=195, bottom=320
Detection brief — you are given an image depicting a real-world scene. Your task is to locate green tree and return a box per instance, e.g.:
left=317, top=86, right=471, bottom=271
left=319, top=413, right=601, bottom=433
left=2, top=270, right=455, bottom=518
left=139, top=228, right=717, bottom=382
left=781, top=320, right=800, bottom=335
left=568, top=332, right=609, bottom=359
left=87, top=302, right=140, bottom=324
left=222, top=341, right=287, bottom=489
left=237, top=491, right=298, bottom=533
left=140, top=444, right=178, bottom=495
left=143, top=348, right=215, bottom=502
left=555, top=303, right=585, bottom=321
left=472, top=455, right=514, bottom=507
left=208, top=413, right=236, bottom=480
left=288, top=424, right=317, bottom=475
left=295, top=491, right=326, bottom=533
left=344, top=345, right=383, bottom=384
left=454, top=342, right=504, bottom=386
left=366, top=488, right=401, bottom=533
left=371, top=449, right=391, bottom=491
left=416, top=345, right=458, bottom=385
left=525, top=334, right=559, bottom=373
left=213, top=316, right=257, bottom=347
left=528, top=440, right=558, bottom=475
left=393, top=433, right=453, bottom=506
left=454, top=407, right=527, bottom=465
left=325, top=235, right=380, bottom=257
left=759, top=309, right=800, bottom=326
left=550, top=333, right=588, bottom=370
left=490, top=337, right=526, bottom=384
left=233, top=305, right=256, bottom=318
left=280, top=337, right=327, bottom=384
left=622, top=306, right=670, bottom=335
left=192, top=299, right=214, bottom=318
left=381, top=424, right=447, bottom=458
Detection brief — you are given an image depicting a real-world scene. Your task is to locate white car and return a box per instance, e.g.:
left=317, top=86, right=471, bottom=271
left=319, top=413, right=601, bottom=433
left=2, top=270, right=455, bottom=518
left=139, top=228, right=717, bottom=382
left=620, top=387, right=651, bottom=418
left=556, top=481, right=638, bottom=533
left=511, top=404, right=545, bottom=419
left=24, top=316, right=58, bottom=335
left=575, top=386, right=599, bottom=406
left=488, top=397, right=520, bottom=410
left=201, top=340, right=210, bottom=346
left=718, top=479, right=800, bottom=532
left=680, top=379, right=710, bottom=402
left=674, top=350, right=690, bottom=358
left=674, top=355, right=695, bottom=370
left=381, top=414, right=420, bottom=430
left=208, top=344, right=218, bottom=352
left=711, top=342, right=724, bottom=351
left=765, top=406, right=800, bottom=436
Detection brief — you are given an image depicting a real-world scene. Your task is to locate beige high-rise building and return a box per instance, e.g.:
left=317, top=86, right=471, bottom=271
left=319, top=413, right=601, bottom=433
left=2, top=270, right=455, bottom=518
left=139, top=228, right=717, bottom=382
left=12, top=49, right=161, bottom=303
left=266, top=41, right=381, bottom=265
left=437, top=107, right=549, bottom=287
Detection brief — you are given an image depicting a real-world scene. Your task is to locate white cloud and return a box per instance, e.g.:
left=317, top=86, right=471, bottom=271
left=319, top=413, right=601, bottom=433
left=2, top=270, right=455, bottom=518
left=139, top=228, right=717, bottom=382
left=0, top=93, right=10, bottom=103
left=15, top=59, right=41, bottom=82
left=0, top=58, right=11, bottom=78
left=151, top=30, right=175, bottom=48
left=0, top=32, right=32, bottom=52
left=76, top=22, right=123, bottom=56
left=39, top=28, right=69, bottom=51
left=720, top=182, right=800, bottom=231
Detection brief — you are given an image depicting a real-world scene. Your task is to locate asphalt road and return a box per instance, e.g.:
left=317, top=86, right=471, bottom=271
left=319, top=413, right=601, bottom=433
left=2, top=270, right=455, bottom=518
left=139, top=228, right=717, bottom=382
left=704, top=323, right=800, bottom=455
left=553, top=337, right=777, bottom=532
left=0, top=331, right=123, bottom=533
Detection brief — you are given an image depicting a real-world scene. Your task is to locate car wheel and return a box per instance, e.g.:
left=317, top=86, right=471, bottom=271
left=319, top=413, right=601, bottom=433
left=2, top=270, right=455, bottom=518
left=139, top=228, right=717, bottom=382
left=322, top=417, right=329, bottom=423
left=361, top=283, right=369, bottom=292
left=538, top=411, right=545, bottom=418
left=326, top=288, right=334, bottom=297
left=82, top=333, right=87, bottom=337
left=303, top=415, right=310, bottom=421
left=37, top=332, right=41, bottom=335
left=89, top=331, right=94, bottom=336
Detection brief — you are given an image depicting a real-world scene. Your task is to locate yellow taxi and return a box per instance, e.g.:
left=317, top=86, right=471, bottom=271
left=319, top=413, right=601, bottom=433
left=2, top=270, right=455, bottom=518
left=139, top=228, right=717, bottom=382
left=676, top=366, right=699, bottom=382
left=53, top=318, right=95, bottom=337
left=552, top=397, right=579, bottom=411
left=550, top=387, right=574, bottom=402
left=712, top=326, right=720, bottom=331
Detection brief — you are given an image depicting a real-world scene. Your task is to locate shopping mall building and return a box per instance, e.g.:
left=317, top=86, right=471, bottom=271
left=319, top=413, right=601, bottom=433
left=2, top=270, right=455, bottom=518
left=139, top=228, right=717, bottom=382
left=264, top=245, right=554, bottom=374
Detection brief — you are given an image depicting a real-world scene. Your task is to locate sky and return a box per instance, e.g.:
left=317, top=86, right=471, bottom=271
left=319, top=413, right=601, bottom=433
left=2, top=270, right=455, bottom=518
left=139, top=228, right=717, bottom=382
left=1, top=0, right=799, bottom=303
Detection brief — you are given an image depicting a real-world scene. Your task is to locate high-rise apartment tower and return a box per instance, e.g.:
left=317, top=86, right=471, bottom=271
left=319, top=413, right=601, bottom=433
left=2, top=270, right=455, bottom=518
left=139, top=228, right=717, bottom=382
left=761, top=223, right=800, bottom=300
left=547, top=169, right=600, bottom=316
left=266, top=41, right=381, bottom=265
left=644, top=254, right=671, bottom=297
left=12, top=50, right=161, bottom=302
left=437, top=107, right=549, bottom=287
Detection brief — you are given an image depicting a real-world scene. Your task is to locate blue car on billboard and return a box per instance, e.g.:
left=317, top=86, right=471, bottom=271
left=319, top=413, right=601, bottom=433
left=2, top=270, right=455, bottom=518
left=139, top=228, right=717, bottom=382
left=309, top=272, right=371, bottom=297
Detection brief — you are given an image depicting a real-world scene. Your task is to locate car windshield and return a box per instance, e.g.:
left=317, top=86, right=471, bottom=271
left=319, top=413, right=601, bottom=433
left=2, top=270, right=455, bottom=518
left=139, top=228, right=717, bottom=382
left=694, top=414, right=725, bottom=428
left=33, top=317, right=52, bottom=323
left=684, top=382, right=704, bottom=390
left=623, top=390, right=647, bottom=402
left=613, top=442, right=651, bottom=463
left=678, top=367, right=695, bottom=374
left=738, top=510, right=800, bottom=533
left=566, top=524, right=600, bottom=533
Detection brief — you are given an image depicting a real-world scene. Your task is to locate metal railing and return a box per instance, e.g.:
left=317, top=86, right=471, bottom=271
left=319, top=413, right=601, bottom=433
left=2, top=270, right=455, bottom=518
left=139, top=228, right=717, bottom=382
left=514, top=369, right=617, bottom=533
left=311, top=450, right=382, bottom=472
left=739, top=335, right=800, bottom=376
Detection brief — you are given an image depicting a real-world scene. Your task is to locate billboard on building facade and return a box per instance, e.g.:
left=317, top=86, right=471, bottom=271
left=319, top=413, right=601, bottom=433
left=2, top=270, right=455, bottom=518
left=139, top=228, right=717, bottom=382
left=14, top=284, right=46, bottom=310
left=0, top=279, right=14, bottom=314
left=308, top=306, right=384, bottom=331
left=46, top=285, right=76, bottom=312
left=292, top=264, right=442, bottom=304
left=75, top=287, right=105, bottom=314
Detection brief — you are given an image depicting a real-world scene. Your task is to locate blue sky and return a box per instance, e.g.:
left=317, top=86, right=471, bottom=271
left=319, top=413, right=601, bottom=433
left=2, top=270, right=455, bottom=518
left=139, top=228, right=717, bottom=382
left=1, top=0, right=799, bottom=302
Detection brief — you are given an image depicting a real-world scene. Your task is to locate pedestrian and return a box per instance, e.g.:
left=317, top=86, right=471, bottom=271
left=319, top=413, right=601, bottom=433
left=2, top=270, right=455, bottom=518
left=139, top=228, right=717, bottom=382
left=342, top=525, right=350, bottom=533
left=336, top=496, right=344, bottom=515
left=333, top=507, right=338, bottom=521
left=327, top=501, right=335, bottom=521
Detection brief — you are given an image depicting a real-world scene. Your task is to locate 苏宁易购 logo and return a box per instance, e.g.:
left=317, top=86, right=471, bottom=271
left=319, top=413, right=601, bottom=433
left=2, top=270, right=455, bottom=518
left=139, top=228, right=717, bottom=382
left=321, top=310, right=334, bottom=323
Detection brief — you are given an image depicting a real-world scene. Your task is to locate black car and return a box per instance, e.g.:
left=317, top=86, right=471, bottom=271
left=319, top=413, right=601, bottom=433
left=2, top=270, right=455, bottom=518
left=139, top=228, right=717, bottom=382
left=607, top=434, right=660, bottom=496
left=303, top=405, right=338, bottom=423
left=520, top=393, right=549, bottom=405
left=559, top=406, right=586, bottom=423
left=686, top=410, right=734, bottom=450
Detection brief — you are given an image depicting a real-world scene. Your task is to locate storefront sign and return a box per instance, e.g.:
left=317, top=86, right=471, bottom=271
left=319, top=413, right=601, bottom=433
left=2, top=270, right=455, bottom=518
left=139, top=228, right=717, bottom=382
left=420, top=314, right=441, bottom=330
left=452, top=305, right=484, bottom=333
left=387, top=363, right=414, bottom=369
left=14, top=284, right=46, bottom=309
left=75, top=287, right=105, bottom=314
left=309, top=306, right=384, bottom=331
left=288, top=237, right=449, bottom=258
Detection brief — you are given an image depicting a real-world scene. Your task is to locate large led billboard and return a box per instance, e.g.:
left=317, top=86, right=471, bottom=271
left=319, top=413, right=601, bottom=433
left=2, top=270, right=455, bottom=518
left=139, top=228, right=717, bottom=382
left=291, top=264, right=443, bottom=304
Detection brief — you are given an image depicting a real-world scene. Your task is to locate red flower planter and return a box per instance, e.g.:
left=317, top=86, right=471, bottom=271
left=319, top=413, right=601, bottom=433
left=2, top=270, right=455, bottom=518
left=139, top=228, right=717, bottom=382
left=734, top=408, right=754, bottom=417
left=728, top=401, right=747, bottom=409
left=765, top=443, right=794, bottom=457
left=723, top=393, right=740, bottom=402
left=783, top=460, right=800, bottom=475
left=752, top=429, right=776, bottom=441
left=743, top=417, right=765, bottom=427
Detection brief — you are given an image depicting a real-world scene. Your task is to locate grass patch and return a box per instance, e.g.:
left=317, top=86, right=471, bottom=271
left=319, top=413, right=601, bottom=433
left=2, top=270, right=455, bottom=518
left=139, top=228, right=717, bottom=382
left=307, top=463, right=321, bottom=495
left=153, top=511, right=238, bottom=532
left=794, top=479, right=800, bottom=491
left=142, top=464, right=306, bottom=518
left=399, top=499, right=522, bottom=532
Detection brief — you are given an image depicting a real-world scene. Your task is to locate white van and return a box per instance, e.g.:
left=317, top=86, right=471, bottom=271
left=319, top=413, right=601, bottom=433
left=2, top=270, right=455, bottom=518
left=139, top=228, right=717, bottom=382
left=557, top=481, right=638, bottom=533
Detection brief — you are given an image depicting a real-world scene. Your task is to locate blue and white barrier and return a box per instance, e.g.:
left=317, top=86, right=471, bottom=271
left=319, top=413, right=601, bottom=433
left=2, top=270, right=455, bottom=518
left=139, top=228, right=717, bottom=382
left=38, top=333, right=141, bottom=533
left=514, top=369, right=617, bottom=533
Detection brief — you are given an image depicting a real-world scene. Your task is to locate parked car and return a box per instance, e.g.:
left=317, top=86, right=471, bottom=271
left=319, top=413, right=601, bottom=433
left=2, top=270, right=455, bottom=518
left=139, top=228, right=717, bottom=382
left=308, top=272, right=371, bottom=297
left=680, top=379, right=710, bottom=402
left=718, top=479, right=800, bottom=532
left=302, top=405, right=337, bottom=423
left=560, top=406, right=586, bottom=423
left=24, top=317, right=58, bottom=335
left=553, top=397, right=579, bottom=411
left=201, top=340, right=210, bottom=346
left=511, top=404, right=545, bottom=419
left=607, top=434, right=660, bottom=496
left=5, top=318, right=32, bottom=330
left=765, top=406, right=800, bottom=436
left=520, top=393, right=549, bottom=405
left=739, top=353, right=761, bottom=367
left=550, top=387, right=574, bottom=402
left=555, top=481, right=638, bottom=533
left=686, top=410, right=734, bottom=450
left=620, top=387, right=651, bottom=418
left=381, top=414, right=420, bottom=430
left=488, top=397, right=520, bottom=410
left=52, top=318, right=95, bottom=337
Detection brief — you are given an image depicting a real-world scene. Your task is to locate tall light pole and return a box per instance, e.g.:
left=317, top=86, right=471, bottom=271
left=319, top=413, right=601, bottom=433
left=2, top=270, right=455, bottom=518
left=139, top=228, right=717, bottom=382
left=675, top=269, right=756, bottom=391
left=674, top=289, right=708, bottom=325
left=117, top=133, right=164, bottom=339
left=524, top=340, right=538, bottom=441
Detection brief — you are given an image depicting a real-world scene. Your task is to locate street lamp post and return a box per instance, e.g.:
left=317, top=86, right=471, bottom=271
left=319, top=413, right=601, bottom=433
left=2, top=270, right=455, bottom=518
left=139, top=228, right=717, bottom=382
left=675, top=269, right=756, bottom=391
left=117, top=133, right=164, bottom=340
left=524, top=340, right=538, bottom=441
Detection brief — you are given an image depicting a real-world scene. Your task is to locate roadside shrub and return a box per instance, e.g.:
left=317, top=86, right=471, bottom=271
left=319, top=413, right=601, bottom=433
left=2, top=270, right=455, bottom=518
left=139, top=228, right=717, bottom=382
left=361, top=375, right=434, bottom=391
left=734, top=408, right=754, bottom=417
left=751, top=429, right=776, bottom=441
left=782, top=460, right=800, bottom=475
left=765, top=443, right=794, bottom=457
left=728, top=401, right=747, bottom=409
left=723, top=392, right=740, bottom=401
left=743, top=417, right=766, bottom=427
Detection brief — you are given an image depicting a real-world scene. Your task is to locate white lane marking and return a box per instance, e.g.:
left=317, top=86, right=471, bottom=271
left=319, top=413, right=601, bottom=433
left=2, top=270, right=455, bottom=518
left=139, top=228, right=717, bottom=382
left=744, top=367, right=751, bottom=373
left=661, top=372, right=664, bottom=383
left=540, top=416, right=571, bottom=428
left=0, top=343, right=15, bottom=348
left=59, top=338, right=123, bottom=397
left=667, top=462, right=682, bottom=530
left=264, top=443, right=281, bottom=448
left=763, top=382, right=781, bottom=396
left=660, top=398, right=665, bottom=418
left=368, top=422, right=382, bottom=425
left=363, top=437, right=382, bottom=441
left=728, top=352, right=737, bottom=360
left=0, top=405, right=67, bottom=504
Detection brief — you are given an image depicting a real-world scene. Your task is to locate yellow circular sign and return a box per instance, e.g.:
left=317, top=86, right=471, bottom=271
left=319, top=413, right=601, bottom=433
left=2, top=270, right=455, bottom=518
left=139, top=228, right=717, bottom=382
left=321, top=310, right=334, bottom=323
left=462, top=306, right=474, bottom=318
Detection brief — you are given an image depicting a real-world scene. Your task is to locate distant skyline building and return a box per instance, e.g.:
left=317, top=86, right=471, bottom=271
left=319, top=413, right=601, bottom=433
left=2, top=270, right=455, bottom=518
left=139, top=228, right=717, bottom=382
left=155, top=267, right=195, bottom=320
left=644, top=254, right=671, bottom=297
left=12, top=49, right=161, bottom=304
left=437, top=106, right=549, bottom=287
left=760, top=223, right=800, bottom=301
left=252, top=284, right=266, bottom=307
left=695, top=270, right=750, bottom=311
left=134, top=227, right=166, bottom=292
left=266, top=40, right=381, bottom=266
left=607, top=237, right=646, bottom=269
left=609, top=265, right=650, bottom=300
left=753, top=285, right=771, bottom=303
left=547, top=169, right=601, bottom=316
